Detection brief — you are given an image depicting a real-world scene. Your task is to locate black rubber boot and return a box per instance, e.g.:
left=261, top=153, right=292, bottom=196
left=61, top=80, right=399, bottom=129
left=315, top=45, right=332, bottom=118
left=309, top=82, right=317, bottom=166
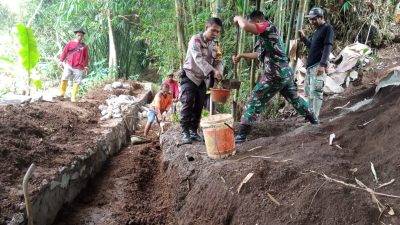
left=234, top=124, right=251, bottom=144
left=304, top=109, right=320, bottom=125
left=181, top=129, right=193, bottom=144
left=189, top=129, right=203, bottom=142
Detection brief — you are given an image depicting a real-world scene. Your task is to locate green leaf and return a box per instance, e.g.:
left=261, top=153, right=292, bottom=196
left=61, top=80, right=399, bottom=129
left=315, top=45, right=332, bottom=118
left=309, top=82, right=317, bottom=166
left=340, top=1, right=353, bottom=13
left=31, top=79, right=43, bottom=90
left=16, top=24, right=40, bottom=72
left=0, top=56, right=14, bottom=64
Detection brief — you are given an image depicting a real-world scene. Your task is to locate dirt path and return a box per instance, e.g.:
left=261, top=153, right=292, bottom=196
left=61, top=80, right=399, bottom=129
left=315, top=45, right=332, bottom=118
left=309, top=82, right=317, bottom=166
left=53, top=126, right=176, bottom=225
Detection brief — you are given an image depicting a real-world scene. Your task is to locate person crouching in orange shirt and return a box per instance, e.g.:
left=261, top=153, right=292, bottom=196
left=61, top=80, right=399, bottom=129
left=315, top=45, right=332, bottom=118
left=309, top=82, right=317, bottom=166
left=144, top=84, right=173, bottom=136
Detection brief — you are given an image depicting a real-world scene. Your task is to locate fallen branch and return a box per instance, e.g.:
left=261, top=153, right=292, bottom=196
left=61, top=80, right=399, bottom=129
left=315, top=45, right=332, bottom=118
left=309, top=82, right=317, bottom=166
left=310, top=171, right=400, bottom=199
left=23, top=163, right=35, bottom=225
left=358, top=119, right=375, bottom=128
left=309, top=180, right=327, bottom=209
left=334, top=101, right=351, bottom=109
left=237, top=172, right=254, bottom=193
left=377, top=179, right=395, bottom=190
left=247, top=146, right=262, bottom=152
left=250, top=156, right=272, bottom=160
left=236, top=155, right=272, bottom=161
left=267, top=192, right=281, bottom=206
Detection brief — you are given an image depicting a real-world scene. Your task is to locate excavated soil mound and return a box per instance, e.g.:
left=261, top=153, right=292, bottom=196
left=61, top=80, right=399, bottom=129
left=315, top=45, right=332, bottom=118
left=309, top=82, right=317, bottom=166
left=0, top=100, right=101, bottom=224
left=0, top=84, right=142, bottom=224
left=159, top=85, right=400, bottom=225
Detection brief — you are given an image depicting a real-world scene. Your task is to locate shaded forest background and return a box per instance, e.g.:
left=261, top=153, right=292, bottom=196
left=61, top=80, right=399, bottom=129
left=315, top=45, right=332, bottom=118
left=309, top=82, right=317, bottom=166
left=1, top=0, right=400, bottom=112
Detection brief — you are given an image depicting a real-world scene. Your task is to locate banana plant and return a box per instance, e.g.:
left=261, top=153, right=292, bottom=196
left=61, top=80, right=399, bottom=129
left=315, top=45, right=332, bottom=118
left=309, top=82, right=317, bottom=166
left=16, top=23, right=41, bottom=95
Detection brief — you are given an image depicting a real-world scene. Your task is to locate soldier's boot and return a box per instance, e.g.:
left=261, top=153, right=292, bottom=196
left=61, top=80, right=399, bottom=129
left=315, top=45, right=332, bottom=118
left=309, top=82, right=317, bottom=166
left=234, top=124, right=251, bottom=144
left=189, top=128, right=203, bottom=142
left=304, top=108, right=319, bottom=125
left=181, top=128, right=193, bottom=144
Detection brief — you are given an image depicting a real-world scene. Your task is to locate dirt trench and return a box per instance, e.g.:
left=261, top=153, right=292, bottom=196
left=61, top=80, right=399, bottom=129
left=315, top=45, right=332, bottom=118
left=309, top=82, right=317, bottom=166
left=52, top=85, right=400, bottom=225
left=53, top=135, right=176, bottom=225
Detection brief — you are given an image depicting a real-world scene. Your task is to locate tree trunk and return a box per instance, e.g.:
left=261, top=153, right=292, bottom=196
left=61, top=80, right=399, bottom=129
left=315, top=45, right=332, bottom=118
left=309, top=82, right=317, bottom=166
left=290, top=0, right=307, bottom=72
left=234, top=0, right=248, bottom=122
left=107, top=9, right=117, bottom=77
left=285, top=0, right=297, bottom=54
left=201, top=0, right=206, bottom=9
left=250, top=0, right=262, bottom=90
left=175, top=0, right=187, bottom=67
left=189, top=0, right=197, bottom=34
left=211, top=0, right=223, bottom=18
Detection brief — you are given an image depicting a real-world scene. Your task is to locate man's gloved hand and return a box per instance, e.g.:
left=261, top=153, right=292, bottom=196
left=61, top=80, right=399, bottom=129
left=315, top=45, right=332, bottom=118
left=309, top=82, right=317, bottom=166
left=58, top=62, right=64, bottom=69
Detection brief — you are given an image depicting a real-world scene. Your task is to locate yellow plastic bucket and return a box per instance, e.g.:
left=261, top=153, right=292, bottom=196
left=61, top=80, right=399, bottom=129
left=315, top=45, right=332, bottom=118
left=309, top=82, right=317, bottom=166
left=200, top=114, right=235, bottom=159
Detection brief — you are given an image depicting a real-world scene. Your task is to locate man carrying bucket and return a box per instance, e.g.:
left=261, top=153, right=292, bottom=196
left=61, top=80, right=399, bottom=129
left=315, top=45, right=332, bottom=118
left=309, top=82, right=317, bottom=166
left=179, top=18, right=224, bottom=145
left=233, top=10, right=319, bottom=144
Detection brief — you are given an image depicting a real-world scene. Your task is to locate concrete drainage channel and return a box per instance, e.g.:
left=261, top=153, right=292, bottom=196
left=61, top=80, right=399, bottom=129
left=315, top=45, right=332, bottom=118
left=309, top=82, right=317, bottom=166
left=8, top=84, right=153, bottom=225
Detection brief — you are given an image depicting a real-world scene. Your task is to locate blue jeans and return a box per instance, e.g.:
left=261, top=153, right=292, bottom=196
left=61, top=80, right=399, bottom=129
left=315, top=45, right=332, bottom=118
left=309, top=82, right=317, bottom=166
left=147, top=109, right=158, bottom=124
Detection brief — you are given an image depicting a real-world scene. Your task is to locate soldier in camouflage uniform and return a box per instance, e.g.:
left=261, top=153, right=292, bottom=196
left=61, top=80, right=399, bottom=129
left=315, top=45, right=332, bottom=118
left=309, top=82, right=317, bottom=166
left=233, top=10, right=319, bottom=144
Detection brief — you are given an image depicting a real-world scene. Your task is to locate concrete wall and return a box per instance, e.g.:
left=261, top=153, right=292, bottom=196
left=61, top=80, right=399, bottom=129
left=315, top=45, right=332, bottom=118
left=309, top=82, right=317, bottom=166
left=8, top=87, right=152, bottom=225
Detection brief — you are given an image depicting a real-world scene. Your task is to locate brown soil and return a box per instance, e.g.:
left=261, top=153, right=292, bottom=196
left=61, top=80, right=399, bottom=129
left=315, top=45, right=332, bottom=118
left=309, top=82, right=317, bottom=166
left=53, top=123, right=176, bottom=225
left=0, top=84, right=142, bottom=225
left=2, top=57, right=400, bottom=225
left=0, top=100, right=100, bottom=224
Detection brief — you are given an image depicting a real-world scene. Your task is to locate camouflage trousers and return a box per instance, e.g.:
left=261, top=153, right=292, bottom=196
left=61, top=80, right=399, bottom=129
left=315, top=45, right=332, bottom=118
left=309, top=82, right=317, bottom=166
left=241, top=76, right=310, bottom=126
left=304, top=65, right=327, bottom=119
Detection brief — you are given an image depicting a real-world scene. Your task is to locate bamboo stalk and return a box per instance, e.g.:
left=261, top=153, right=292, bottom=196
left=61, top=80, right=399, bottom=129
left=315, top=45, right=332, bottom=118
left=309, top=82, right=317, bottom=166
left=285, top=0, right=298, bottom=54
left=290, top=0, right=308, bottom=72
left=233, top=25, right=240, bottom=122
left=250, top=0, right=262, bottom=90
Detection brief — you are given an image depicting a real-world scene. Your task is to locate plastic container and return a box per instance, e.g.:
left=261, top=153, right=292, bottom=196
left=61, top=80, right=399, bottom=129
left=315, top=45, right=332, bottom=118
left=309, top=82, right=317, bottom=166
left=210, top=88, right=230, bottom=103
left=200, top=114, right=235, bottom=159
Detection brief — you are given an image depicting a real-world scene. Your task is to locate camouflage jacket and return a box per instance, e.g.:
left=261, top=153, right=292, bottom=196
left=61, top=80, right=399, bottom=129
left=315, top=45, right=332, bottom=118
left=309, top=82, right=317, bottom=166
left=255, top=21, right=292, bottom=82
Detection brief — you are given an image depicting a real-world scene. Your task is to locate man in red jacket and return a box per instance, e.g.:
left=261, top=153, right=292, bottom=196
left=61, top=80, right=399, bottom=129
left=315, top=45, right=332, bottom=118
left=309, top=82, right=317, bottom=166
left=163, top=72, right=179, bottom=100
left=58, top=28, right=89, bottom=102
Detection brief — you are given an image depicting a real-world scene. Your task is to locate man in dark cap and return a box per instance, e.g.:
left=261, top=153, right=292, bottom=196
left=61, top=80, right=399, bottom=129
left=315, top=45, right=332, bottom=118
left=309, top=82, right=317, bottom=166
left=58, top=28, right=89, bottom=102
left=299, top=7, right=335, bottom=119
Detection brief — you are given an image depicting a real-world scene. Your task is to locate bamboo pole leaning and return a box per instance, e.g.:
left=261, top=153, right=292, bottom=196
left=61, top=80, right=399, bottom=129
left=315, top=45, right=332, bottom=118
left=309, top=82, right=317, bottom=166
left=285, top=0, right=298, bottom=55
left=290, top=0, right=308, bottom=72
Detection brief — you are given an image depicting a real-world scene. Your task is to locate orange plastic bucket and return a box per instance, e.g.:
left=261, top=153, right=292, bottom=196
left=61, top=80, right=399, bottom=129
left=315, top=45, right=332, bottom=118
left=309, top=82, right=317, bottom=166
left=200, top=114, right=235, bottom=159
left=210, top=88, right=230, bottom=103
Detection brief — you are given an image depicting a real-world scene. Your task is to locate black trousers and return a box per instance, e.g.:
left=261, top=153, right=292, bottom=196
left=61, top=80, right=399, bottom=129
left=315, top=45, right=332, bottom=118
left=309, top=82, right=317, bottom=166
left=179, top=71, right=206, bottom=131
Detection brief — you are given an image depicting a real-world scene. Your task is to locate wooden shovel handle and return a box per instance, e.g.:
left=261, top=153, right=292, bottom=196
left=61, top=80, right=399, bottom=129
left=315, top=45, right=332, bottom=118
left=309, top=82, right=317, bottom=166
left=234, top=25, right=240, bottom=79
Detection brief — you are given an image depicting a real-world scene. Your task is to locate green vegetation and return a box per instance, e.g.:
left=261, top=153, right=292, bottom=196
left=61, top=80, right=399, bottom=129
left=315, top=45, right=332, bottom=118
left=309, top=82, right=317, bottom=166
left=0, top=0, right=398, bottom=116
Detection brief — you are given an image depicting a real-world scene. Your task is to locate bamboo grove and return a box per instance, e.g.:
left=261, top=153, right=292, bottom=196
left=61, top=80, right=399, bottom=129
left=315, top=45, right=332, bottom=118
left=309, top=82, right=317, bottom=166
left=1, top=0, right=399, bottom=114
